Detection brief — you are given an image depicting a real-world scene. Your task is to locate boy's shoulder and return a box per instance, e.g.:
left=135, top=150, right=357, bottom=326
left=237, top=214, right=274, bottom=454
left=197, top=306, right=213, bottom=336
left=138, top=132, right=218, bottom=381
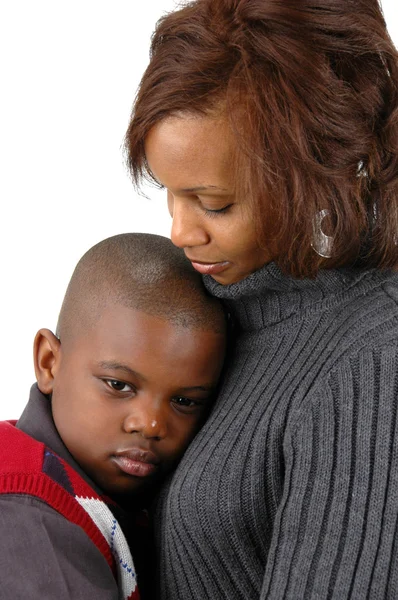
left=0, top=491, right=119, bottom=599
left=0, top=421, right=139, bottom=600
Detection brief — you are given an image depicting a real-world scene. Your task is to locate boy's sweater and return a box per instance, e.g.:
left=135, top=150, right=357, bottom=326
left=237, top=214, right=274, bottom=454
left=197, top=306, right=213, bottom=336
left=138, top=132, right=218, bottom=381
left=156, top=264, right=398, bottom=599
left=0, top=385, right=140, bottom=600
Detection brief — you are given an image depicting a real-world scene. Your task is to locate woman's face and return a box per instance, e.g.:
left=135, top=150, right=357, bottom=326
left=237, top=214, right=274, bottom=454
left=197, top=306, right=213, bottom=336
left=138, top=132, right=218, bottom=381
left=145, top=114, right=271, bottom=285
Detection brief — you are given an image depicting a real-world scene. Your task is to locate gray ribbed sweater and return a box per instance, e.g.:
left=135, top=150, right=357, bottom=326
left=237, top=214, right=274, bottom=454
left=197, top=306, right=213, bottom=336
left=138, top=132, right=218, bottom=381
left=156, top=263, right=398, bottom=599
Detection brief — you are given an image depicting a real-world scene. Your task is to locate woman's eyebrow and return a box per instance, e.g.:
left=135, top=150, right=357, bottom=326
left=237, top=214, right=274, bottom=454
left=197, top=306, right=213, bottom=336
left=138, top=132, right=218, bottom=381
left=179, top=185, right=229, bottom=193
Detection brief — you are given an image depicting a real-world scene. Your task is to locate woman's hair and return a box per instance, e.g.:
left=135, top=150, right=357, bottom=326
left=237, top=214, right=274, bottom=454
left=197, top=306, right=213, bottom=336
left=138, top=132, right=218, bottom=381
left=125, top=0, right=398, bottom=277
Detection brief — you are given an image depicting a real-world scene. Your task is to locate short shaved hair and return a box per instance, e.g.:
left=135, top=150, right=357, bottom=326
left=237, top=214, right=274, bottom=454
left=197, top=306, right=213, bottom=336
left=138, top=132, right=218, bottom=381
left=56, top=233, right=226, bottom=343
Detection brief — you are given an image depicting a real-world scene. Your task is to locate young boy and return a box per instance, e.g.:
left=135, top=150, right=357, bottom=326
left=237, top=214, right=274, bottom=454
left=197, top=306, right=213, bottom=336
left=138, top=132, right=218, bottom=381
left=0, top=233, right=226, bottom=600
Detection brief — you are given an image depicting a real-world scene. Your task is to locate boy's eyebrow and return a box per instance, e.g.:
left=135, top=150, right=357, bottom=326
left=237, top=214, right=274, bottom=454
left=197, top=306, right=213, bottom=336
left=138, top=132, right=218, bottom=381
left=179, top=385, right=216, bottom=393
left=97, top=361, right=147, bottom=382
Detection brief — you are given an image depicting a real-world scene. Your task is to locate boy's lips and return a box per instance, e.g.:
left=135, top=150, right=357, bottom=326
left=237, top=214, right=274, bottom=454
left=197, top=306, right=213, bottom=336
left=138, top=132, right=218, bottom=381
left=112, top=448, right=160, bottom=478
left=188, top=260, right=230, bottom=275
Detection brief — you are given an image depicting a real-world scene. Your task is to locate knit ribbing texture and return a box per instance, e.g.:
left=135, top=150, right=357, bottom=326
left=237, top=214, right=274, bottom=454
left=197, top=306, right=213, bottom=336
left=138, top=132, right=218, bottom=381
left=156, top=263, right=398, bottom=599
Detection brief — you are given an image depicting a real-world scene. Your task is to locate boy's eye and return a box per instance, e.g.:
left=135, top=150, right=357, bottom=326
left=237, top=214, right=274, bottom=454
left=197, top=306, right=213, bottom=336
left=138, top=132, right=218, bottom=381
left=105, top=379, right=133, bottom=393
left=172, top=396, right=207, bottom=414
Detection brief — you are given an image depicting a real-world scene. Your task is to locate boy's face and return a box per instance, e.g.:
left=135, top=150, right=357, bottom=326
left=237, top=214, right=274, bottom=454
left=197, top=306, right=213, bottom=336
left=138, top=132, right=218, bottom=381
left=40, top=305, right=225, bottom=498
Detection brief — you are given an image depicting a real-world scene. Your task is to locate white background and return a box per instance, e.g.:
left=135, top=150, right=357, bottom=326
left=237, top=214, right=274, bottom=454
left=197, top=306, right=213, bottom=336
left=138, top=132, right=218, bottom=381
left=1, top=1, right=397, bottom=419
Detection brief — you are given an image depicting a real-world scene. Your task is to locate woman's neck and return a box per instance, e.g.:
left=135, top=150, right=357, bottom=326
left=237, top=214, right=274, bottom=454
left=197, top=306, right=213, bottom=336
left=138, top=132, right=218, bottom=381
left=203, top=262, right=386, bottom=331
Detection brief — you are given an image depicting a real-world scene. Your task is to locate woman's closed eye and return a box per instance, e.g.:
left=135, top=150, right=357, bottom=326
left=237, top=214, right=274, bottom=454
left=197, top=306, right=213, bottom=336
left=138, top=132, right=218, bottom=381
left=203, top=204, right=232, bottom=216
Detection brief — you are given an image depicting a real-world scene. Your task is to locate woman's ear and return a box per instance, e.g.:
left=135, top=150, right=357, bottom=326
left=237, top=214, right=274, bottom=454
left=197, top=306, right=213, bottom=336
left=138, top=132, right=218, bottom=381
left=33, top=329, right=61, bottom=395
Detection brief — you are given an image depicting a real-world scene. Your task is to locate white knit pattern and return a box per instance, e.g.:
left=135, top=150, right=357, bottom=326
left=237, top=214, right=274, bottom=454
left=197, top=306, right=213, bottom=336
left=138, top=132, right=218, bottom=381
left=76, top=496, right=137, bottom=600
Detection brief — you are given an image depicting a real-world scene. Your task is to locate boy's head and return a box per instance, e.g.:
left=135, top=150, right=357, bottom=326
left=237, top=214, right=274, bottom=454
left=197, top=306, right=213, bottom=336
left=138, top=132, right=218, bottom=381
left=34, top=233, right=226, bottom=502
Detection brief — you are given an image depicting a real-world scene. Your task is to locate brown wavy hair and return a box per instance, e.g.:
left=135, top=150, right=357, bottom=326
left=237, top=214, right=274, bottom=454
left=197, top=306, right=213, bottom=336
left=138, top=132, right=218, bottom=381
left=125, top=0, right=398, bottom=277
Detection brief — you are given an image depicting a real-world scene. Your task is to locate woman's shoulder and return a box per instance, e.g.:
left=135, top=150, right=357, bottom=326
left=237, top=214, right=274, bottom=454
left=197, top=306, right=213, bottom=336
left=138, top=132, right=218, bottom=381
left=283, top=270, right=398, bottom=427
left=324, top=268, right=398, bottom=344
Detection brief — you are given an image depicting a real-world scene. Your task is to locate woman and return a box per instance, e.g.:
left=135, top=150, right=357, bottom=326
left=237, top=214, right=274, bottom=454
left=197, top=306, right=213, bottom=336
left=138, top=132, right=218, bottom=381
left=125, top=0, right=398, bottom=598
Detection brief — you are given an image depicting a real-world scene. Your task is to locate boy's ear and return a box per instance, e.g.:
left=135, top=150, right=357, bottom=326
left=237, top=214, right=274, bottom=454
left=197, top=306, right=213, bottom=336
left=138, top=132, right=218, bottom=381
left=33, top=329, right=61, bottom=395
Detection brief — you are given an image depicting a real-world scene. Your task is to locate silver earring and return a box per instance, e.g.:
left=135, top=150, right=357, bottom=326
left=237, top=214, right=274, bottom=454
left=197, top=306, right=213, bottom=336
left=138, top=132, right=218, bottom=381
left=311, top=209, right=334, bottom=258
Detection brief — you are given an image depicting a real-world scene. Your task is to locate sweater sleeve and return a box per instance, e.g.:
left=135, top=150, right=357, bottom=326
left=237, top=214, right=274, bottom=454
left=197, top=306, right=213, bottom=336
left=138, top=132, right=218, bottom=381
left=0, top=494, right=119, bottom=599
left=261, top=343, right=398, bottom=600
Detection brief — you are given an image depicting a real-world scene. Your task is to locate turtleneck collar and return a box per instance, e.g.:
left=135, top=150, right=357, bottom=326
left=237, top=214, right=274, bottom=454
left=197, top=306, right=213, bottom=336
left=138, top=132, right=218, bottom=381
left=203, top=262, right=390, bottom=331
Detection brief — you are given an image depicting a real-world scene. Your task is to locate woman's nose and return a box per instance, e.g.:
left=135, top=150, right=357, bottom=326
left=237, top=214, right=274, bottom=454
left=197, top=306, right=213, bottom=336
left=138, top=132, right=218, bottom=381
left=123, top=398, right=168, bottom=440
left=169, top=196, right=209, bottom=249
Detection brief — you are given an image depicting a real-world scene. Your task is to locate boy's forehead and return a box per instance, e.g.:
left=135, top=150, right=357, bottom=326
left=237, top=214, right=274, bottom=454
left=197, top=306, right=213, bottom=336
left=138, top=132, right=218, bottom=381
left=84, top=302, right=225, bottom=345
left=65, top=303, right=225, bottom=386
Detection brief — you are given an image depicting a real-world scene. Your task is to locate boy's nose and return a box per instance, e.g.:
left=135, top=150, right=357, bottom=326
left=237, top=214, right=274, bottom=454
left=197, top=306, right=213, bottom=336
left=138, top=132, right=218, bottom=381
left=170, top=198, right=209, bottom=249
left=123, top=401, right=168, bottom=440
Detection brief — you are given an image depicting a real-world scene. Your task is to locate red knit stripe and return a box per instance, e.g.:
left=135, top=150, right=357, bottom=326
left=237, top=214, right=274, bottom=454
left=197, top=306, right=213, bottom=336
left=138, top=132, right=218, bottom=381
left=0, top=421, right=107, bottom=501
left=0, top=422, right=45, bottom=471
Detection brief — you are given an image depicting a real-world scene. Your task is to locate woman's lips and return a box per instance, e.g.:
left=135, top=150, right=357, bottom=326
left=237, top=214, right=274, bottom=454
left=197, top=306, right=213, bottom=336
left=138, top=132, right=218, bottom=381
left=189, top=261, right=230, bottom=275
left=112, top=448, right=159, bottom=478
